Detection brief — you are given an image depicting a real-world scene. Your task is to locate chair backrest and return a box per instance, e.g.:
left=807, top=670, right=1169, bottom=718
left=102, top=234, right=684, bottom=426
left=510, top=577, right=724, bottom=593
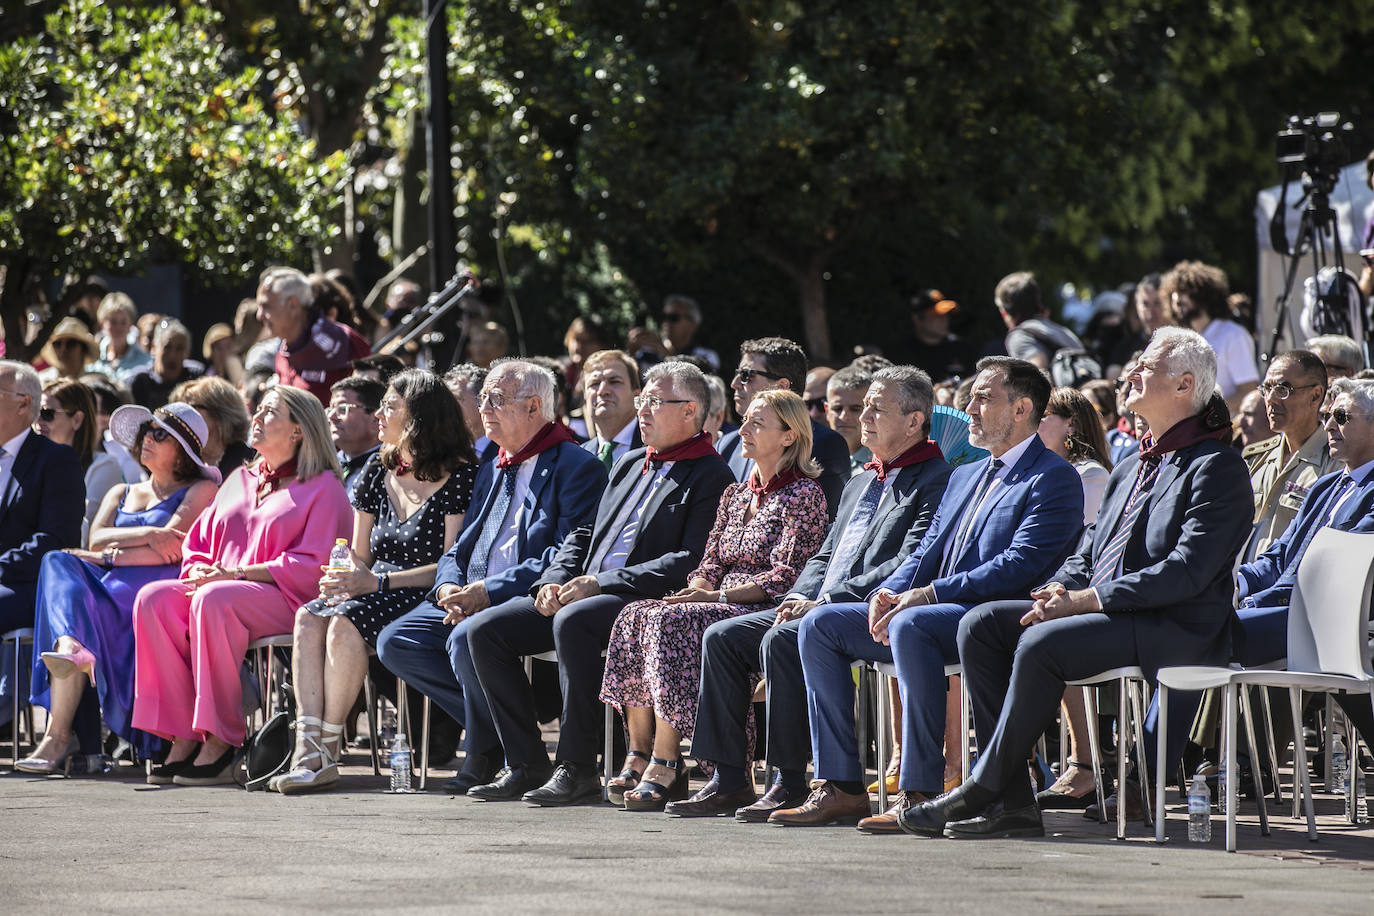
left=1288, top=528, right=1374, bottom=679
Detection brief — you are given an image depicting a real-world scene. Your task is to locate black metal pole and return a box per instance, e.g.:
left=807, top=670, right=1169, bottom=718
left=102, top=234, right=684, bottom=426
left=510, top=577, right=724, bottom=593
left=424, top=0, right=456, bottom=293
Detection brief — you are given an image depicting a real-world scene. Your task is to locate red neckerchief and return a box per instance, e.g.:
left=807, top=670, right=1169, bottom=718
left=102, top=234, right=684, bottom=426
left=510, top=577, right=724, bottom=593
left=1138, top=396, right=1231, bottom=459
left=255, top=457, right=297, bottom=501
left=864, top=439, right=944, bottom=482
left=642, top=432, right=717, bottom=474
left=747, top=466, right=804, bottom=497
left=496, top=421, right=577, bottom=469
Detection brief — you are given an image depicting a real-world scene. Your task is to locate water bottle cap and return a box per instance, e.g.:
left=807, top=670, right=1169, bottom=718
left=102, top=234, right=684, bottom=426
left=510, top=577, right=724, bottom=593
left=395, top=733, right=406, bottom=740
left=336, top=538, right=348, bottom=545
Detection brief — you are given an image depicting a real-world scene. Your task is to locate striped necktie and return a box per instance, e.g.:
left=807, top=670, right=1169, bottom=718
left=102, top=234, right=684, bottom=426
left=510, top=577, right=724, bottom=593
left=819, top=474, right=886, bottom=595
left=467, top=466, right=518, bottom=582
left=1090, top=455, right=1162, bottom=588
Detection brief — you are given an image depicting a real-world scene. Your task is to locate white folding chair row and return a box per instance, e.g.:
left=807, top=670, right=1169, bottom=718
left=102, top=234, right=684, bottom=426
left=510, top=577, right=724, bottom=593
left=870, top=661, right=968, bottom=812
left=1066, top=666, right=1152, bottom=840
left=1154, top=528, right=1374, bottom=852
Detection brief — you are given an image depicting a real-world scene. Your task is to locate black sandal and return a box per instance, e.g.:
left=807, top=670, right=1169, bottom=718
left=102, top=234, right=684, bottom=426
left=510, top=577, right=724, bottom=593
left=607, top=749, right=651, bottom=802
left=623, top=756, right=689, bottom=811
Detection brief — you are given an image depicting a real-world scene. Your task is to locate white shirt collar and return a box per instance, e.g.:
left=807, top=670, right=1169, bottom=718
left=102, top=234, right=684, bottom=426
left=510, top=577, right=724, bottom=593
left=990, top=431, right=1037, bottom=474
left=2, top=427, right=31, bottom=458
left=1346, top=458, right=1374, bottom=485
left=607, top=419, right=637, bottom=448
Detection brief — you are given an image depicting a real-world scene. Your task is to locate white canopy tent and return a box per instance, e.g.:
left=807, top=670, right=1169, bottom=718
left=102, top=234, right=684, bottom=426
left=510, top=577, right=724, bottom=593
left=1254, top=160, right=1374, bottom=360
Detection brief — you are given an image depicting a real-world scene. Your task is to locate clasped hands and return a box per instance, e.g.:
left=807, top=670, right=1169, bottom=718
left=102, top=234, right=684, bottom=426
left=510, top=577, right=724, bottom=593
left=867, top=586, right=935, bottom=646
left=534, top=575, right=602, bottom=617
left=437, top=581, right=490, bottom=624
left=183, top=562, right=236, bottom=592
left=1020, top=582, right=1100, bottom=626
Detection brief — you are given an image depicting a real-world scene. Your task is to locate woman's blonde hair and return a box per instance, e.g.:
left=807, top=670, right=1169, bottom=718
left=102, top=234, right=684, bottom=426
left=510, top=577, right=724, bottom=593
left=270, top=386, right=342, bottom=482
left=751, top=388, right=820, bottom=479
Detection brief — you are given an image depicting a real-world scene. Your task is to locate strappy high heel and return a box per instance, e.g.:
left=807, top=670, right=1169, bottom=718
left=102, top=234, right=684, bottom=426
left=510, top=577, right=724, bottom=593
left=274, top=718, right=345, bottom=795
left=623, top=756, right=689, bottom=811
left=607, top=749, right=651, bottom=803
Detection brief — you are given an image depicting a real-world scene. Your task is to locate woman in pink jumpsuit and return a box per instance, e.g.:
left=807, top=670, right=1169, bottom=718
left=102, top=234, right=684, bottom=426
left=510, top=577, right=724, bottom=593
left=132, top=386, right=352, bottom=786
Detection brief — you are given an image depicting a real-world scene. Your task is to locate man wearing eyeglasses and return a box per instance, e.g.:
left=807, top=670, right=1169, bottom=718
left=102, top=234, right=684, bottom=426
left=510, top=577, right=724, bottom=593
left=376, top=359, right=606, bottom=794
left=0, top=361, right=85, bottom=732
left=1242, top=350, right=1334, bottom=561
left=327, top=376, right=386, bottom=498
left=719, top=337, right=851, bottom=519
left=456, top=361, right=734, bottom=804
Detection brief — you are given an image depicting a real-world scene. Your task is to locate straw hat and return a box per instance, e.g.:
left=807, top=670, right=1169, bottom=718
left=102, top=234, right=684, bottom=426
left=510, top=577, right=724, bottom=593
left=109, top=401, right=222, bottom=483
left=202, top=322, right=234, bottom=361
left=41, top=317, right=98, bottom=367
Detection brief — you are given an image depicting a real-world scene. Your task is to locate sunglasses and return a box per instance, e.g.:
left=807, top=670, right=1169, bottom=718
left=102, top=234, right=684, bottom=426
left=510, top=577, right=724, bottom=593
left=1324, top=407, right=1371, bottom=426
left=37, top=407, right=71, bottom=422
left=661, top=313, right=688, bottom=324
left=804, top=397, right=826, bottom=412
left=138, top=422, right=174, bottom=443
left=735, top=366, right=784, bottom=385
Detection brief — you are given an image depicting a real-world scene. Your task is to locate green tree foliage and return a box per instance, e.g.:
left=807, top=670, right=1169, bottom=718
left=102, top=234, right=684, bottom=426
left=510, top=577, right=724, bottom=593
left=0, top=1, right=343, bottom=359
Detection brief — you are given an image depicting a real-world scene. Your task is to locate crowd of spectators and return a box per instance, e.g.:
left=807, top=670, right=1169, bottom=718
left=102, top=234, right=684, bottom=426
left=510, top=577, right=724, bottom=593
left=5, top=253, right=1374, bottom=849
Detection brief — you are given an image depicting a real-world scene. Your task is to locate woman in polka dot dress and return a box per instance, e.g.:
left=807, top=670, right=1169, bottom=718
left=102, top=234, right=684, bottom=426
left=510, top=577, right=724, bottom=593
left=273, top=369, right=478, bottom=793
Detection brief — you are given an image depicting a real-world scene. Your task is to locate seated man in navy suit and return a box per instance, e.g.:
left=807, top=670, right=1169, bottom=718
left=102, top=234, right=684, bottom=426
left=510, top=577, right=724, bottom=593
left=770, top=357, right=1084, bottom=827
left=0, top=361, right=85, bottom=726
left=457, top=361, right=735, bottom=804
left=903, top=327, right=1252, bottom=839
left=717, top=337, right=850, bottom=519
left=670, top=366, right=953, bottom=820
left=376, top=359, right=606, bottom=789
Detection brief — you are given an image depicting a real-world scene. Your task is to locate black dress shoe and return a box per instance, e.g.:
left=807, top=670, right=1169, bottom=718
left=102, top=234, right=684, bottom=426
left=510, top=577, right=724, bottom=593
left=736, top=782, right=807, bottom=822
left=467, top=763, right=554, bottom=801
left=896, top=782, right=996, bottom=837
left=442, top=751, right=501, bottom=795
left=665, top=776, right=757, bottom=817
left=944, top=801, right=1045, bottom=839
left=523, top=762, right=603, bottom=806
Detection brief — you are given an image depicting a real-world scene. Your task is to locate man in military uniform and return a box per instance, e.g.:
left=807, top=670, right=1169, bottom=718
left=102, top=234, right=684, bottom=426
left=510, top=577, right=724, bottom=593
left=1242, top=349, right=1333, bottom=560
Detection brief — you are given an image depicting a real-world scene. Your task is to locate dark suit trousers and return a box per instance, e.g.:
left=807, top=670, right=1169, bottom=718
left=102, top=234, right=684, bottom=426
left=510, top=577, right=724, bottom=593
left=0, top=583, right=36, bottom=727
left=958, top=601, right=1202, bottom=807
left=465, top=594, right=626, bottom=767
left=691, top=610, right=807, bottom=771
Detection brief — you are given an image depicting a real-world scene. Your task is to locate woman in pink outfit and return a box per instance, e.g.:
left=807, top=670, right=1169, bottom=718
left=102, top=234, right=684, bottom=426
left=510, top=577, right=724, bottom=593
left=132, top=386, right=352, bottom=786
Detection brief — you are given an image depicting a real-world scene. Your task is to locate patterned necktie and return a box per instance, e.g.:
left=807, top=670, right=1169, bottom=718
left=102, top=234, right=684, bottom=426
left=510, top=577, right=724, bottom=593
left=597, top=439, right=616, bottom=471
left=1090, top=455, right=1163, bottom=588
left=942, top=458, right=1003, bottom=575
left=819, top=474, right=886, bottom=596
left=1278, top=473, right=1354, bottom=580
left=467, top=466, right=518, bottom=582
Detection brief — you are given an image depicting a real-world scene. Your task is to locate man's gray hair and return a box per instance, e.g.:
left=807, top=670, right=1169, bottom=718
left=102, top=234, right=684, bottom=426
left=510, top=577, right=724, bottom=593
left=1329, top=377, right=1374, bottom=415
left=704, top=373, right=727, bottom=419
left=873, top=365, right=935, bottom=426
left=443, top=363, right=487, bottom=397
left=827, top=365, right=873, bottom=396
left=1306, top=334, right=1364, bottom=373
left=0, top=360, right=41, bottom=423
left=260, top=266, right=315, bottom=311
left=490, top=358, right=557, bottom=422
left=1150, top=326, right=1216, bottom=413
left=644, top=361, right=710, bottom=431
left=154, top=318, right=190, bottom=350
left=664, top=294, right=702, bottom=324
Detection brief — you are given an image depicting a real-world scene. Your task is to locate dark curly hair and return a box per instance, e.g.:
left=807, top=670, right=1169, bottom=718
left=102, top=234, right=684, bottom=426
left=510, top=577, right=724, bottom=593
left=380, top=369, right=476, bottom=481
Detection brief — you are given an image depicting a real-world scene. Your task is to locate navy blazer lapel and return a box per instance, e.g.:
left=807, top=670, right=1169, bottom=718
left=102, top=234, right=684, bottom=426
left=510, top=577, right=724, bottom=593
left=626, top=464, right=683, bottom=554
left=0, top=433, right=39, bottom=522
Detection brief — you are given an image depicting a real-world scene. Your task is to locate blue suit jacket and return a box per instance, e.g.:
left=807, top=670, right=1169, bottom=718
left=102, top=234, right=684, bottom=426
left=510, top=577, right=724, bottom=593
left=874, top=435, right=1083, bottom=607
left=1056, top=438, right=1253, bottom=674
left=0, top=432, right=85, bottom=586
left=431, top=440, right=607, bottom=605
left=1238, top=466, right=1374, bottom=609
left=718, top=419, right=850, bottom=520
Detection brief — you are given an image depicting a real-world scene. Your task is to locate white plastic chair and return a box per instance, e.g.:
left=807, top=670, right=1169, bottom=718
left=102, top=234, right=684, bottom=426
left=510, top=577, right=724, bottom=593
left=871, top=661, right=968, bottom=812
left=1154, top=528, right=1374, bottom=851
left=1066, top=666, right=1153, bottom=840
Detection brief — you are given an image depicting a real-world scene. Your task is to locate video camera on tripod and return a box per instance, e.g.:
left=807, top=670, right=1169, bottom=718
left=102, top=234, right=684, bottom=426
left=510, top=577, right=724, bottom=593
left=1266, top=112, right=1368, bottom=362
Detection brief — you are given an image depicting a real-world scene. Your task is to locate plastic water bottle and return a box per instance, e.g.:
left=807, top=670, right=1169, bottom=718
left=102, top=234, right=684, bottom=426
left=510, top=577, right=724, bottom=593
left=1187, top=774, right=1212, bottom=842
left=389, top=733, right=412, bottom=793
left=1215, top=760, right=1228, bottom=814
left=1332, top=734, right=1348, bottom=795
left=320, top=539, right=353, bottom=612
left=1347, top=767, right=1368, bottom=824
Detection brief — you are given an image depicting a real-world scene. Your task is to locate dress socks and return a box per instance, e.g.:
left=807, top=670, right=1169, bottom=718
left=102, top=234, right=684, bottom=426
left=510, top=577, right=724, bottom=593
left=777, top=767, right=807, bottom=799
left=832, top=780, right=866, bottom=795
left=714, top=762, right=748, bottom=793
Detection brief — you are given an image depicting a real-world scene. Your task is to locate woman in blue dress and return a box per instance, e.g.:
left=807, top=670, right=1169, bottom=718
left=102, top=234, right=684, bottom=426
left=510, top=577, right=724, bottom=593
left=17, top=402, right=220, bottom=774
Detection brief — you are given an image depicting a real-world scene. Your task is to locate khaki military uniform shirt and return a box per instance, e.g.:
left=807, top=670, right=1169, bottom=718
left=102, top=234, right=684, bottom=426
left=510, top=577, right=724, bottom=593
left=1243, top=426, right=1336, bottom=559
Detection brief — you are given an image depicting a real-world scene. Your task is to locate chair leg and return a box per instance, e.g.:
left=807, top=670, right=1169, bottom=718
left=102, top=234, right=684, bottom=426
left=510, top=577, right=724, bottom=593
left=1059, top=703, right=1068, bottom=775
left=763, top=684, right=774, bottom=792
left=11, top=636, right=20, bottom=767
left=959, top=676, right=971, bottom=781
left=875, top=668, right=889, bottom=812
left=603, top=702, right=613, bottom=802
left=855, top=668, right=869, bottom=795
left=396, top=677, right=409, bottom=740
left=419, top=696, right=431, bottom=790
left=1154, top=683, right=1168, bottom=844
left=363, top=674, right=380, bottom=776
left=1292, top=687, right=1318, bottom=842
left=1116, top=678, right=1128, bottom=841
left=1238, top=685, right=1270, bottom=836
left=1082, top=685, right=1107, bottom=824
left=1129, top=679, right=1153, bottom=829
left=1324, top=694, right=1336, bottom=794
left=1258, top=687, right=1283, bottom=806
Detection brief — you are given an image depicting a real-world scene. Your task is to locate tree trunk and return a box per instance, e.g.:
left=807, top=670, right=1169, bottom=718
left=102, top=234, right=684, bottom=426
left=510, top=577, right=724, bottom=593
left=799, top=255, right=832, bottom=363
left=0, top=259, right=33, bottom=363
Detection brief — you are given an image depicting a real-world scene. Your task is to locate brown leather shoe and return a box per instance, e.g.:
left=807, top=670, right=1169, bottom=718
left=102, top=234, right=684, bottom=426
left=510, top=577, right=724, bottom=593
left=665, top=779, right=757, bottom=817
left=736, top=782, right=808, bottom=822
left=768, top=781, right=872, bottom=827
left=856, top=790, right=930, bottom=834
